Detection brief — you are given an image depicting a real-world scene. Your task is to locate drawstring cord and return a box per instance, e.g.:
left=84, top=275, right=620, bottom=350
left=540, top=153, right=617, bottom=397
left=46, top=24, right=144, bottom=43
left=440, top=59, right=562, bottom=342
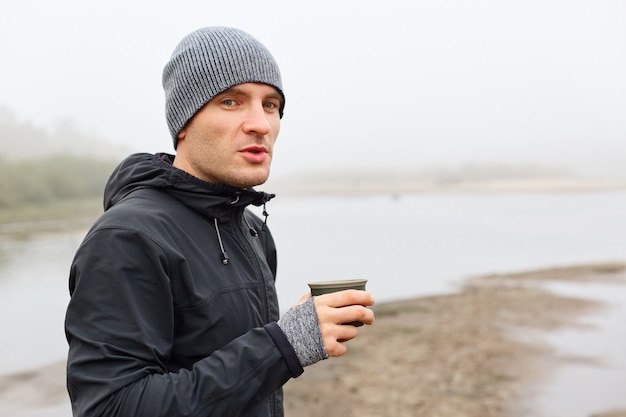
left=230, top=191, right=241, bottom=205
left=243, top=215, right=259, bottom=237
left=214, top=217, right=230, bottom=265
left=233, top=190, right=260, bottom=237
left=215, top=190, right=272, bottom=265
left=261, top=202, right=269, bottom=231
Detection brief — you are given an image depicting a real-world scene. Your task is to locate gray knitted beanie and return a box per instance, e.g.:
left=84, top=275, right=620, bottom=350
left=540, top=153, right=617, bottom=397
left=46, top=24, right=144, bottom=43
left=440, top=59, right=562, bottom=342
left=162, top=26, right=284, bottom=148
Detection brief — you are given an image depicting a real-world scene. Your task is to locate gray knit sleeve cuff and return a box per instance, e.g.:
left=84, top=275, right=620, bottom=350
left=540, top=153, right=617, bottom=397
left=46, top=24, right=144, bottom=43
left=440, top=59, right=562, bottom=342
left=277, top=297, right=328, bottom=367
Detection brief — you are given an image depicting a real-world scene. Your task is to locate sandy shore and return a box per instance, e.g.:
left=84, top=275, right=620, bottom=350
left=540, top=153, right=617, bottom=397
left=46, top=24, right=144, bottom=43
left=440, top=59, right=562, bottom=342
left=284, top=263, right=626, bottom=417
left=2, top=263, right=626, bottom=417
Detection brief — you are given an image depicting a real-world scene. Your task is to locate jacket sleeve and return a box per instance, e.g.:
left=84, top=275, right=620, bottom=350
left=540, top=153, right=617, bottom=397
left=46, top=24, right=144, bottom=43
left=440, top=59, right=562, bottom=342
left=65, top=226, right=301, bottom=417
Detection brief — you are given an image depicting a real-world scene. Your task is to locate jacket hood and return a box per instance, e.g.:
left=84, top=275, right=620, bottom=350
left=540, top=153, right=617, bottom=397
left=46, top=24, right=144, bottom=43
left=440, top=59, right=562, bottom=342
left=103, top=153, right=275, bottom=218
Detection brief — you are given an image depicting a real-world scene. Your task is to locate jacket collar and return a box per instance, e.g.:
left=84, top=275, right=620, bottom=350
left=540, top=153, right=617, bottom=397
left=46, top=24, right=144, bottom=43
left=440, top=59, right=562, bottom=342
left=104, top=153, right=275, bottom=219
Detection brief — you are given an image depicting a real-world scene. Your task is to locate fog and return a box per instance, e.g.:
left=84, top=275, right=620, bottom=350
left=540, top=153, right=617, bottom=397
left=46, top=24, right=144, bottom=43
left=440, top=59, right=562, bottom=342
left=2, top=0, right=625, bottom=179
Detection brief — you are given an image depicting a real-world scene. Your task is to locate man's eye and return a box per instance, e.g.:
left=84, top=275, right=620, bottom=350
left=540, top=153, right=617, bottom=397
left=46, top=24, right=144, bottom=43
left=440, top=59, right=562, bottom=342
left=264, top=102, right=278, bottom=110
left=222, top=99, right=236, bottom=107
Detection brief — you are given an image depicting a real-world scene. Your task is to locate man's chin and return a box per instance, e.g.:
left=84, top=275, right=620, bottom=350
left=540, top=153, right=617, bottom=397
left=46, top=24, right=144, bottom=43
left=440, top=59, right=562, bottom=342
left=235, top=172, right=271, bottom=189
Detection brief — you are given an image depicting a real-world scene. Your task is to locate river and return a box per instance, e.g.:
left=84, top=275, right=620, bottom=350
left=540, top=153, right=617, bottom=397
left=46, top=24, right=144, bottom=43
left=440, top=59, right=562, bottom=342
left=1, top=191, right=626, bottom=416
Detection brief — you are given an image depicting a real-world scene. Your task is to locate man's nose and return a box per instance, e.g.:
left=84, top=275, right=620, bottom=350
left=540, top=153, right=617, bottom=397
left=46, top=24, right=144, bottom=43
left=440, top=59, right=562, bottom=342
left=242, top=104, right=272, bottom=135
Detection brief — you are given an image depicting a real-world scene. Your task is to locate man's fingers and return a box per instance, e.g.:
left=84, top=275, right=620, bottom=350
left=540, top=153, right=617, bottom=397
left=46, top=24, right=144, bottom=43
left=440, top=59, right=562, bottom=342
left=325, top=340, right=348, bottom=357
left=314, top=295, right=376, bottom=326
left=329, top=304, right=375, bottom=326
left=315, top=289, right=375, bottom=308
left=312, top=289, right=376, bottom=357
left=320, top=324, right=358, bottom=357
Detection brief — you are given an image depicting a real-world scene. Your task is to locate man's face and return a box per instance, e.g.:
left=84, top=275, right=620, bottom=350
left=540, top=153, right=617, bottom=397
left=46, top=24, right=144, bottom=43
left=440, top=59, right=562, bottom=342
left=173, top=82, right=283, bottom=189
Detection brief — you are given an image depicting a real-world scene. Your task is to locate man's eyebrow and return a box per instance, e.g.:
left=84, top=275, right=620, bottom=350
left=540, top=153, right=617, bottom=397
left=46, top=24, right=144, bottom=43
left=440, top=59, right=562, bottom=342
left=219, top=87, right=283, bottom=102
left=265, top=91, right=283, bottom=101
left=219, top=87, right=245, bottom=96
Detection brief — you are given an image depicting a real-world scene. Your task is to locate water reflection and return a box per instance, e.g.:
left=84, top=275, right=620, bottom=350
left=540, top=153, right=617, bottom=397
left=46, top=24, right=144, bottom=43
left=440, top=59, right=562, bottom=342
left=0, top=231, right=85, bottom=374
left=524, top=281, right=626, bottom=417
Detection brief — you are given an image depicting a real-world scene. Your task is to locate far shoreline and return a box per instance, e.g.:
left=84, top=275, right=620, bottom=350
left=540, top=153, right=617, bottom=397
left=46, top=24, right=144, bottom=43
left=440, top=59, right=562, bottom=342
left=3, top=180, right=625, bottom=232
left=265, top=177, right=626, bottom=197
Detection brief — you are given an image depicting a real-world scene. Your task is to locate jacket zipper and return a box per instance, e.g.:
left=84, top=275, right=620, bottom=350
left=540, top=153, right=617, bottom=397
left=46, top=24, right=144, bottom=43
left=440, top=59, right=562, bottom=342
left=236, top=210, right=277, bottom=416
left=219, top=200, right=278, bottom=416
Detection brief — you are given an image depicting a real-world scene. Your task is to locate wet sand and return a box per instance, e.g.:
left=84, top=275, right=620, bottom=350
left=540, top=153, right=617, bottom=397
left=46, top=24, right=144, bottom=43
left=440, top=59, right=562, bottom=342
left=284, top=263, right=626, bottom=417
left=2, top=263, right=626, bottom=417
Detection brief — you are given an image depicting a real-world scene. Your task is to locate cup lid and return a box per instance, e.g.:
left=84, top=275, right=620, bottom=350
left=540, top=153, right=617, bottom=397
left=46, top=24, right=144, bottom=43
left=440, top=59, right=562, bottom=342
left=307, top=279, right=368, bottom=289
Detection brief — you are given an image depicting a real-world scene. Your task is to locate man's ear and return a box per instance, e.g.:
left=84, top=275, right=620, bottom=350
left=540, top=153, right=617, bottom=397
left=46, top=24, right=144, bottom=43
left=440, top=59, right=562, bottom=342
left=177, top=128, right=186, bottom=142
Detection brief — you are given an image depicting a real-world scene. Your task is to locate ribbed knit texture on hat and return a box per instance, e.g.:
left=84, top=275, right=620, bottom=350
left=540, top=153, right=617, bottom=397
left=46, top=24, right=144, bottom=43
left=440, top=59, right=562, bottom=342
left=162, top=27, right=284, bottom=148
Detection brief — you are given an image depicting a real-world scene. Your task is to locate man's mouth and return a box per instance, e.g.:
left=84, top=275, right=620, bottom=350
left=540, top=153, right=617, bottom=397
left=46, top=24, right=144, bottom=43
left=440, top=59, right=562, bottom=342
left=239, top=146, right=269, bottom=163
left=243, top=146, right=266, bottom=154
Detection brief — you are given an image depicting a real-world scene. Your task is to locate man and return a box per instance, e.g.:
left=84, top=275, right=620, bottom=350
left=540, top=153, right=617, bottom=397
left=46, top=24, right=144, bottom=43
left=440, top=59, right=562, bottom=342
left=65, top=26, right=375, bottom=417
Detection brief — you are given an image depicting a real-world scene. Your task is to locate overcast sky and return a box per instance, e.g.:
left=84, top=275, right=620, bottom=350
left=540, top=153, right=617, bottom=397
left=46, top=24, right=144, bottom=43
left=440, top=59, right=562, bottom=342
left=2, top=0, right=625, bottom=179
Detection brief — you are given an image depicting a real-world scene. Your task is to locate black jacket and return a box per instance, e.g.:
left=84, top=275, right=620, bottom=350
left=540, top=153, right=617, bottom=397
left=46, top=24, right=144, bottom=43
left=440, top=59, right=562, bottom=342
left=65, top=153, right=303, bottom=417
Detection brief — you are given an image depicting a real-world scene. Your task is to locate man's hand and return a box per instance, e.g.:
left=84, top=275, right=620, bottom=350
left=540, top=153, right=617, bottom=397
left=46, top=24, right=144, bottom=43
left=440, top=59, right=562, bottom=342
left=311, top=290, right=375, bottom=357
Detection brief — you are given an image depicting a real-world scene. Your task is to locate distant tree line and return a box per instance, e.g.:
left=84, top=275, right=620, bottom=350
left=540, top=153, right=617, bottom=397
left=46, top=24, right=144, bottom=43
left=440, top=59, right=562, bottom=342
left=0, top=155, right=117, bottom=209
